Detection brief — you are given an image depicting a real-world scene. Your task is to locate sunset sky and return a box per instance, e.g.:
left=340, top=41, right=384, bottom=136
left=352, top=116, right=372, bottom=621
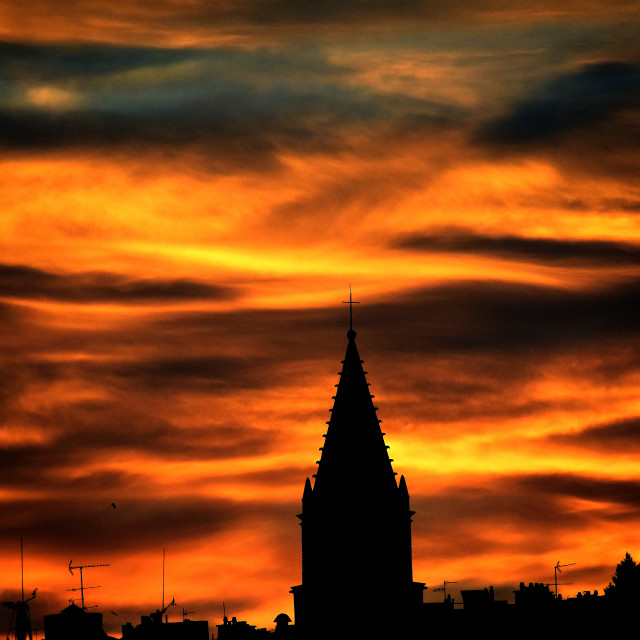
left=2, top=0, right=640, bottom=636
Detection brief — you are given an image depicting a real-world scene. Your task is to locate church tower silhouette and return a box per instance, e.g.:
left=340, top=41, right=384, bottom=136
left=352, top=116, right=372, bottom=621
left=291, top=319, right=425, bottom=638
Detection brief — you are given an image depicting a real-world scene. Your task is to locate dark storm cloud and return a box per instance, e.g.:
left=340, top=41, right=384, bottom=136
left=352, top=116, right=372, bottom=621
left=362, top=279, right=640, bottom=356
left=0, top=305, right=287, bottom=488
left=236, top=0, right=448, bottom=25
left=0, top=263, right=234, bottom=303
left=108, top=277, right=640, bottom=409
left=475, top=60, right=640, bottom=171
left=0, top=320, right=301, bottom=397
left=235, top=466, right=309, bottom=487
left=477, top=61, right=640, bottom=144
left=0, top=401, right=278, bottom=489
left=25, top=354, right=273, bottom=394
left=0, top=94, right=452, bottom=157
left=560, top=197, right=640, bottom=213
left=103, top=356, right=267, bottom=389
left=4, top=275, right=640, bottom=437
left=0, top=41, right=462, bottom=157
left=146, top=305, right=350, bottom=365
left=516, top=474, right=640, bottom=510
left=550, top=416, right=640, bottom=453
left=414, top=473, right=640, bottom=560
left=416, top=483, right=584, bottom=535
left=4, top=275, right=640, bottom=492
left=0, top=41, right=351, bottom=84
left=0, top=41, right=203, bottom=83
left=602, top=198, right=640, bottom=212
left=2, top=0, right=633, bottom=46
left=0, top=494, right=247, bottom=555
left=340, top=280, right=640, bottom=422
left=414, top=488, right=575, bottom=561
left=394, top=230, right=640, bottom=266
left=0, top=299, right=28, bottom=322
left=104, top=0, right=640, bottom=29
left=0, top=293, right=340, bottom=443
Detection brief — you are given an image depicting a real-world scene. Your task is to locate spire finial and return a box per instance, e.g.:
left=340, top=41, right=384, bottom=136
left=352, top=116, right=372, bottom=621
left=342, top=284, right=360, bottom=339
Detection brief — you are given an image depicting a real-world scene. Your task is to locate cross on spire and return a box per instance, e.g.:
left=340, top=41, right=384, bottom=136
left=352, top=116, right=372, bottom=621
left=342, top=285, right=360, bottom=336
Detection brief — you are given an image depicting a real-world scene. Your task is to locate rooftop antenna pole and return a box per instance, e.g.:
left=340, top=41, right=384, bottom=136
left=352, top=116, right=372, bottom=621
left=433, top=579, right=458, bottom=602
left=182, top=608, right=194, bottom=622
left=68, top=562, right=110, bottom=611
left=444, top=579, right=457, bottom=601
left=21, top=537, right=24, bottom=603
left=66, top=585, right=100, bottom=599
left=554, top=561, right=576, bottom=597
left=4, top=539, right=37, bottom=640
left=342, top=285, right=360, bottom=333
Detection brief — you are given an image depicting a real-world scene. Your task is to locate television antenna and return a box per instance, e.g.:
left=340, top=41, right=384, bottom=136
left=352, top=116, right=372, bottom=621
left=543, top=581, right=572, bottom=595
left=433, top=579, right=458, bottom=602
left=68, top=561, right=110, bottom=610
left=554, top=561, right=576, bottom=597
left=182, top=608, right=195, bottom=621
left=66, top=584, right=101, bottom=602
left=149, top=598, right=175, bottom=624
left=2, top=538, right=37, bottom=640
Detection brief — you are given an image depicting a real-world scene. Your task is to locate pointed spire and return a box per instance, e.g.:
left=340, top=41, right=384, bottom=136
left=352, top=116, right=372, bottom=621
left=293, top=319, right=423, bottom=637
left=398, top=474, right=408, bottom=497
left=302, top=477, right=313, bottom=501
left=313, top=327, right=397, bottom=499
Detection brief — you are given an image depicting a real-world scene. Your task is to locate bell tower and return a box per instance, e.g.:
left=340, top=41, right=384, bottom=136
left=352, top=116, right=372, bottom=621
left=291, top=312, right=425, bottom=637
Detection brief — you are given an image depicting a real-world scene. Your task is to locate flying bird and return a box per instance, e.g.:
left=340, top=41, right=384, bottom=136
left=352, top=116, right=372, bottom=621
left=111, top=503, right=116, bottom=509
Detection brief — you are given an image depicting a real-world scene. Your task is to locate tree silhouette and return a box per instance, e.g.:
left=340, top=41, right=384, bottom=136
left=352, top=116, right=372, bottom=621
left=604, top=552, right=640, bottom=600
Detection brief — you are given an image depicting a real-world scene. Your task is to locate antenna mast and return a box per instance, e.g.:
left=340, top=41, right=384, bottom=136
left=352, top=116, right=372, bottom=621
left=433, top=579, right=458, bottom=602
left=554, top=561, right=576, bottom=597
left=21, top=537, right=25, bottom=602
left=182, top=608, right=195, bottom=622
left=3, top=538, right=37, bottom=640
left=68, top=561, right=110, bottom=610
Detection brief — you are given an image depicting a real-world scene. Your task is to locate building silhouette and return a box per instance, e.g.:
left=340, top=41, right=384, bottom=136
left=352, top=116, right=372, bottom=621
left=7, top=319, right=640, bottom=640
left=121, top=603, right=208, bottom=640
left=216, top=615, right=269, bottom=639
left=290, top=326, right=425, bottom=638
left=44, top=604, right=111, bottom=640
